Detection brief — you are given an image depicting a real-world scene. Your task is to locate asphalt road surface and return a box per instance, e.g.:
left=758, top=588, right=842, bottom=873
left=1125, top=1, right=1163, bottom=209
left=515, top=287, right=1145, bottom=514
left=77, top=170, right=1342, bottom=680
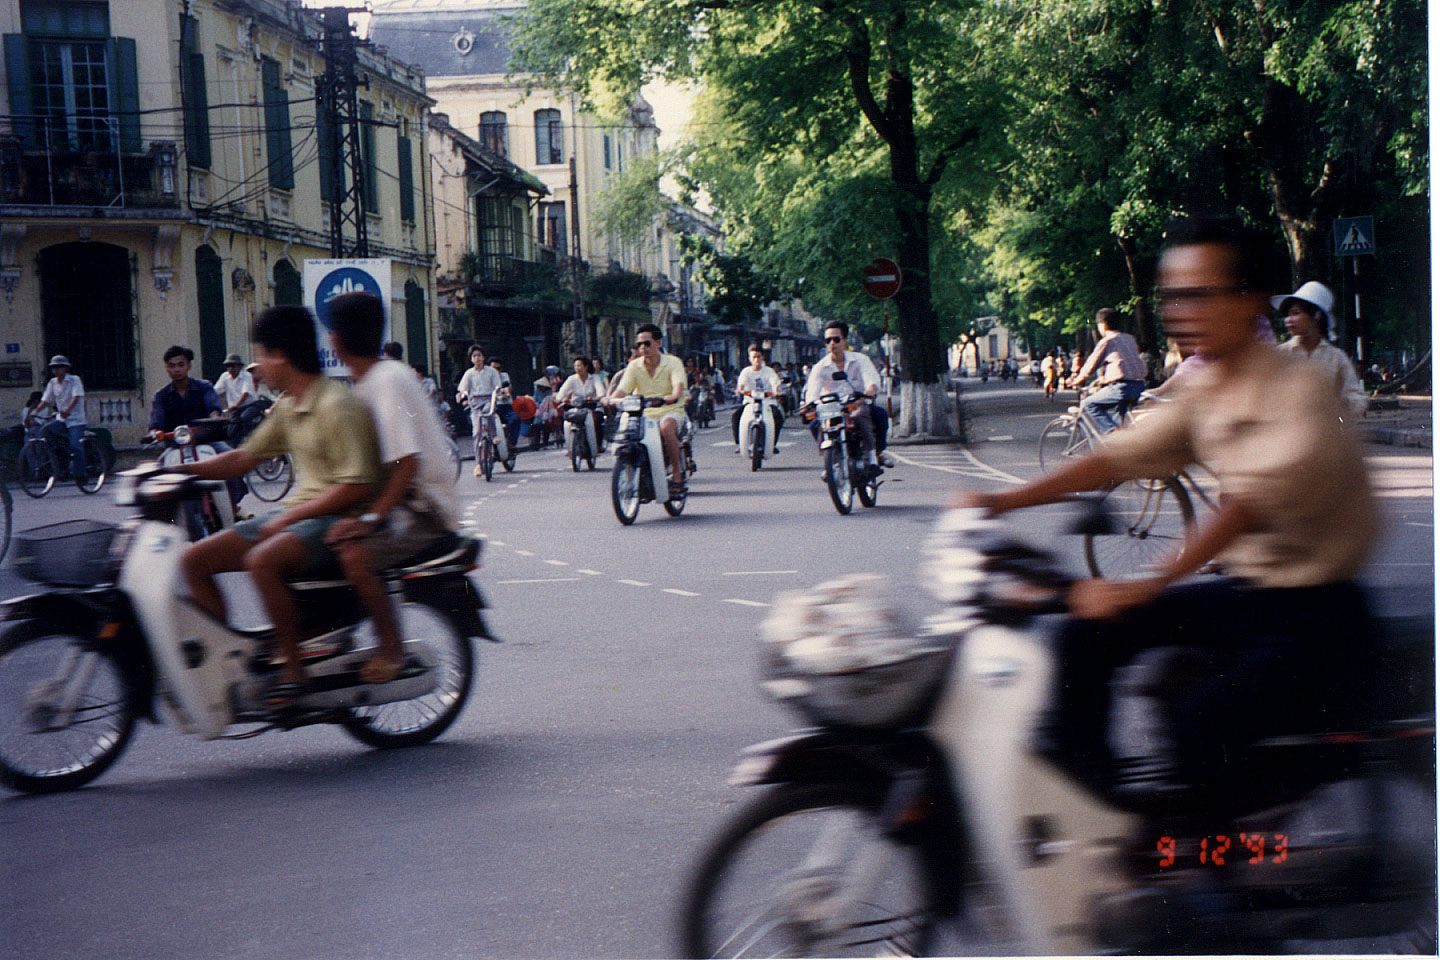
left=1, top=382, right=1432, bottom=959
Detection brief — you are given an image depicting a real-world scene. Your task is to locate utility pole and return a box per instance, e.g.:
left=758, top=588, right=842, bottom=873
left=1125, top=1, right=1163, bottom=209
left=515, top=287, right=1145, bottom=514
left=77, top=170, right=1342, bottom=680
left=568, top=155, right=586, bottom=357
left=317, top=7, right=370, bottom=258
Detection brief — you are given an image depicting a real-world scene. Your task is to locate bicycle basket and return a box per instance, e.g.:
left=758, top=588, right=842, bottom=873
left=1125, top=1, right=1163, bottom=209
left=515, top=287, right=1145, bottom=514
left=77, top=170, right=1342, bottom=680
left=13, top=519, right=122, bottom=587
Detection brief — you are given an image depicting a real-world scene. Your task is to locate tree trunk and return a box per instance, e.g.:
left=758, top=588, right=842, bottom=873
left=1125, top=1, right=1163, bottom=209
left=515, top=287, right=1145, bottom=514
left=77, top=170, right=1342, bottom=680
left=1115, top=235, right=1157, bottom=353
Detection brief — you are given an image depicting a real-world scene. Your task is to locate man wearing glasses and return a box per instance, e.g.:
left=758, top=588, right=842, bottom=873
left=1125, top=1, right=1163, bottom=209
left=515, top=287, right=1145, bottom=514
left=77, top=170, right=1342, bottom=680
left=802, top=322, right=896, bottom=469
left=609, top=324, right=689, bottom=492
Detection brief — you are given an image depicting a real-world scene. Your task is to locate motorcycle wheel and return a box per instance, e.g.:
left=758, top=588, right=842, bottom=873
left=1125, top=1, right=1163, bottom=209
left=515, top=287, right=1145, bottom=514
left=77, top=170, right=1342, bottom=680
left=612, top=458, right=641, bottom=525
left=0, top=619, right=138, bottom=793
left=179, top=499, right=208, bottom=541
left=569, top=432, right=581, bottom=472
left=341, top=601, right=474, bottom=749
left=680, top=783, right=939, bottom=958
left=1278, top=776, right=1437, bottom=954
left=502, top=448, right=517, bottom=471
left=750, top=424, right=764, bottom=472
left=446, top=438, right=462, bottom=484
left=857, top=468, right=879, bottom=508
left=481, top=438, right=495, bottom=482
left=825, top=445, right=853, bottom=515
left=664, top=485, right=687, bottom=517
left=1083, top=478, right=1193, bottom=579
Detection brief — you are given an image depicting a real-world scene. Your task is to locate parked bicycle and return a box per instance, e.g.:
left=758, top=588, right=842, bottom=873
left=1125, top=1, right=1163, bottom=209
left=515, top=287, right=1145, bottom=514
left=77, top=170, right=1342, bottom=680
left=16, top=424, right=107, bottom=498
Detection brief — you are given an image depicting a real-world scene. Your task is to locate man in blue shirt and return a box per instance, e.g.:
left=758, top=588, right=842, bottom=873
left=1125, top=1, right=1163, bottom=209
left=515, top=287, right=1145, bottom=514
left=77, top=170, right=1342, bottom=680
left=148, top=344, right=244, bottom=509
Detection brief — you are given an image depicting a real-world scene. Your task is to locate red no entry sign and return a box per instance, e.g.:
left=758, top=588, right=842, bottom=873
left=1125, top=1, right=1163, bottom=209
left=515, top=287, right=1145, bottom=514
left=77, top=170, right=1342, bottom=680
left=862, top=258, right=902, bottom=300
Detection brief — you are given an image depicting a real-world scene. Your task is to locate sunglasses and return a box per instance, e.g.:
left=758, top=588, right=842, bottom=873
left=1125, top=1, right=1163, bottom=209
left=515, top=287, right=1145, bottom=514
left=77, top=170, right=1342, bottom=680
left=824, top=336, right=844, bottom=343
left=635, top=340, right=655, bottom=348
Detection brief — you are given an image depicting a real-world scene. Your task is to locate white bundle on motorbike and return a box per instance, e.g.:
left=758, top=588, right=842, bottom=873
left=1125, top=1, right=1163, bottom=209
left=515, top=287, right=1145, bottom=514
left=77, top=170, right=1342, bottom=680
left=759, top=574, right=948, bottom=728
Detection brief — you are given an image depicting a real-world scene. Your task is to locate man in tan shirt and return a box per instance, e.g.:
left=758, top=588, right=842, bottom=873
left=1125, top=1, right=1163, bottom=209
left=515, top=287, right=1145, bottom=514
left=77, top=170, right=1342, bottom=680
left=964, top=214, right=1379, bottom=795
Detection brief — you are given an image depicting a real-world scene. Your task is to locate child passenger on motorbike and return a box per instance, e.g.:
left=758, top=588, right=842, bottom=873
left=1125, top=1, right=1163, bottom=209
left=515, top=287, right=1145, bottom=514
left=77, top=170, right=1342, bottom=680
left=959, top=214, right=1380, bottom=798
left=176, top=306, right=381, bottom=708
left=322, top=293, right=459, bottom=685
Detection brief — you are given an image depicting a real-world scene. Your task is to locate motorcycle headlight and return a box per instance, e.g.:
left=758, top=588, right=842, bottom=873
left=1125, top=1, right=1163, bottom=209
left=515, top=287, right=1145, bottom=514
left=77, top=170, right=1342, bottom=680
left=172, top=425, right=192, bottom=446
left=619, top=396, right=644, bottom=414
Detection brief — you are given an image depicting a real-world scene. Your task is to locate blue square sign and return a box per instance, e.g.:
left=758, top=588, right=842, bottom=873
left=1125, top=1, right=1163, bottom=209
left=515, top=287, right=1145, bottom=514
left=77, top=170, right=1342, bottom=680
left=5, top=343, right=17, bottom=354
left=1334, top=216, right=1375, bottom=256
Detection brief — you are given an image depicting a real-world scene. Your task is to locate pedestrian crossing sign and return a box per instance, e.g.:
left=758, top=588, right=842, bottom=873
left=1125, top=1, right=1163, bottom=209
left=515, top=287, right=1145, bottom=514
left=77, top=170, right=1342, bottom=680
left=1334, top=216, right=1375, bottom=256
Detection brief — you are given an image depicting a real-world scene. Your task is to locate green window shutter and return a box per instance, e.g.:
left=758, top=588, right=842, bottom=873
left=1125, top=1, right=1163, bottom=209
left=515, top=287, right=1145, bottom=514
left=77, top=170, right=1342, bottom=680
left=397, top=132, right=414, bottom=222
left=179, top=17, right=210, bottom=168
left=316, top=105, right=336, bottom=202
left=4, top=35, right=33, bottom=146
left=360, top=101, right=377, bottom=211
left=107, top=37, right=140, bottom=153
left=405, top=280, right=427, bottom=369
left=261, top=58, right=293, bottom=190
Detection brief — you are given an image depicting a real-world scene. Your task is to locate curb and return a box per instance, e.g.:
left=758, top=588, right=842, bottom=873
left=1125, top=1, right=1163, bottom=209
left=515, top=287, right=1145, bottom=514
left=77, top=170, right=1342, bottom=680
left=1365, top=427, right=1432, bottom=449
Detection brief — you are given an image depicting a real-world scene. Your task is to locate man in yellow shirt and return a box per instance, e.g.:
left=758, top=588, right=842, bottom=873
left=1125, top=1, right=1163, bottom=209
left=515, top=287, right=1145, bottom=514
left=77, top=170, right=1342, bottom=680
left=175, top=306, right=380, bottom=706
left=609, top=323, right=689, bottom=491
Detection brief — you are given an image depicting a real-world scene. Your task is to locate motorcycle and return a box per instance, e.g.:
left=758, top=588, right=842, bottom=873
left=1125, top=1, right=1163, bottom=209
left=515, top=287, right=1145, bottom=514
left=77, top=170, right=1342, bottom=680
left=690, top=384, right=716, bottom=429
left=737, top=390, right=779, bottom=472
left=680, top=507, right=1436, bottom=957
left=609, top=396, right=696, bottom=526
left=0, top=465, right=492, bottom=794
left=146, top=420, right=236, bottom=540
left=806, top=371, right=880, bottom=515
left=562, top=398, right=601, bottom=472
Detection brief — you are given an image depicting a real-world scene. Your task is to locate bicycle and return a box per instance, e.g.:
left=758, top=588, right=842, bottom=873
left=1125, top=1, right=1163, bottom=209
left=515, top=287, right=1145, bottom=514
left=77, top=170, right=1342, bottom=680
left=245, top=454, right=294, bottom=503
left=16, top=425, right=106, bottom=497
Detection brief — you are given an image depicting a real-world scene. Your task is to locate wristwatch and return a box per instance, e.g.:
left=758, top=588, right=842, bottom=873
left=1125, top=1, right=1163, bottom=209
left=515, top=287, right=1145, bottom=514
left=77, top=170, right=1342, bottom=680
left=359, top=512, right=387, bottom=530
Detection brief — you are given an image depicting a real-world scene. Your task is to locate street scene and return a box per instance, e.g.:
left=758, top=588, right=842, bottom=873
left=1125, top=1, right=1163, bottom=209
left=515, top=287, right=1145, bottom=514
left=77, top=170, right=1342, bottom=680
left=0, top=0, right=1433, bottom=955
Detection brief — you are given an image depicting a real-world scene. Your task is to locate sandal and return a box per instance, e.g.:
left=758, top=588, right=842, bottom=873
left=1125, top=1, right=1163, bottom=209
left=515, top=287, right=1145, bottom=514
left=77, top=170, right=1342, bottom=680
left=359, top=654, right=405, bottom=685
left=264, top=679, right=309, bottom=711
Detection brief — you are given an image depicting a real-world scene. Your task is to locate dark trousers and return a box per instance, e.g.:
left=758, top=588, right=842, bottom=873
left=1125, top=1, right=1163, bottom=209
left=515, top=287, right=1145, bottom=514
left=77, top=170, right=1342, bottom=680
left=806, top=405, right=887, bottom=454
left=731, top=405, right=784, bottom=445
left=1046, top=579, right=1375, bottom=790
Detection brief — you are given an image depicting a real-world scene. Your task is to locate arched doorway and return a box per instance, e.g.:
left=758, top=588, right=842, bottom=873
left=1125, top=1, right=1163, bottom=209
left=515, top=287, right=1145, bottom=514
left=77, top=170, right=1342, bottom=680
left=195, top=246, right=226, bottom=381
left=274, top=260, right=301, bottom=306
left=39, top=242, right=135, bottom=390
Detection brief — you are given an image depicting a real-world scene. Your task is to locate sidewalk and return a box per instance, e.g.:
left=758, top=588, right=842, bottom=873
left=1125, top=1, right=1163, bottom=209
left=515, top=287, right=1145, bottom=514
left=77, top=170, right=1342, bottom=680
left=1361, top=394, right=1432, bottom=449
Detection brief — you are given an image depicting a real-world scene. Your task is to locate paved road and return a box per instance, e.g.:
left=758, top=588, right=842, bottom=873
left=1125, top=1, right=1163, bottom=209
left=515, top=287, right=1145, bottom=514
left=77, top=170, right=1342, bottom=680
left=0, top=384, right=1431, bottom=959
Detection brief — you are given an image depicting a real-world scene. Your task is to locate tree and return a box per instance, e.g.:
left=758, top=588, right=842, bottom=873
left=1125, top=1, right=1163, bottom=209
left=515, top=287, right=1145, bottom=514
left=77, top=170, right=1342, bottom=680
left=511, top=0, right=998, bottom=437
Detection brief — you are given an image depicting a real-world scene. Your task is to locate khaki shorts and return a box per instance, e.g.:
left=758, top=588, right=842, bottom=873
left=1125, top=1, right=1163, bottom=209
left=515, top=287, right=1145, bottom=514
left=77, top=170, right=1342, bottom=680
left=362, top=503, right=453, bottom=570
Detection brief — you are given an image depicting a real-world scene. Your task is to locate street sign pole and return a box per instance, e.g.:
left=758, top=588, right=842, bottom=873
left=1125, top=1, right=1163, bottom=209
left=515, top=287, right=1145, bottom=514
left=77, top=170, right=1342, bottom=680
left=1334, top=216, right=1375, bottom=362
left=882, top=300, right=892, bottom=416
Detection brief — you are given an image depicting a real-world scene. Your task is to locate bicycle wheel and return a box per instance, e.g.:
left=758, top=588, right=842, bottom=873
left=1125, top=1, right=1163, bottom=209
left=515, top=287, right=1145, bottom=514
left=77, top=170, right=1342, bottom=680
left=0, top=480, right=11, bottom=563
left=481, top=438, right=495, bottom=482
left=17, top=440, right=57, bottom=498
left=75, top=438, right=106, bottom=494
left=1084, top=478, right=1194, bottom=578
left=1038, top=416, right=1091, bottom=473
left=246, top=455, right=294, bottom=503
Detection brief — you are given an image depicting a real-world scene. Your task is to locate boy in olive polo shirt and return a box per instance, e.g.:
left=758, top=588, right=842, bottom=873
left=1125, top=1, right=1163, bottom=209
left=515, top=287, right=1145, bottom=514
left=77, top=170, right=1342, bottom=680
left=177, top=306, right=381, bottom=707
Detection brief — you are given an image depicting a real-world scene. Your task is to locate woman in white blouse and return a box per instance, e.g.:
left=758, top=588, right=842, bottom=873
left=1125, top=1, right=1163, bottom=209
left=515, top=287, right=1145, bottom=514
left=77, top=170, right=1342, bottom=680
left=556, top=356, right=605, bottom=458
left=1273, top=281, right=1368, bottom=423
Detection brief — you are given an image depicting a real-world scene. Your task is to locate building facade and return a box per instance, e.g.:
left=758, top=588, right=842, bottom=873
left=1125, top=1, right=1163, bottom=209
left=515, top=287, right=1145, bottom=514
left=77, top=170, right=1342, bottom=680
left=1, top=0, right=435, bottom=435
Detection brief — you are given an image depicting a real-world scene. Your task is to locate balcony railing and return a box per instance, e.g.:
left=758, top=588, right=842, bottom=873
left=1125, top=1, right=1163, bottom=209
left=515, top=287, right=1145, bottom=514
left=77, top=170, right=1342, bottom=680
left=465, top=253, right=567, bottom=300
left=1, top=119, right=180, bottom=211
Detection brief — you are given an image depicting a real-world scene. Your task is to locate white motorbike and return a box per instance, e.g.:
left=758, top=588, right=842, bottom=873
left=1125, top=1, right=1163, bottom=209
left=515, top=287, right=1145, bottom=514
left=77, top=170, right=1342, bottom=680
left=737, top=390, right=779, bottom=472
left=609, top=395, right=696, bottom=525
left=0, top=465, right=492, bottom=794
left=680, top=507, right=1436, bottom=956
left=148, top=420, right=236, bottom=539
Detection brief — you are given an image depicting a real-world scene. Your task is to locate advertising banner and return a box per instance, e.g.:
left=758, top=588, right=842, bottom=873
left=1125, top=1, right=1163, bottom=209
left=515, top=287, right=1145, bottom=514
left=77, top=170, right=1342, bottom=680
left=302, top=258, right=392, bottom=376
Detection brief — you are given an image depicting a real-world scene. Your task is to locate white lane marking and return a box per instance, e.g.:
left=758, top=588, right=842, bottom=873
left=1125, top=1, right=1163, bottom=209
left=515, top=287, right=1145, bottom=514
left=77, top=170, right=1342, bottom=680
left=544, top=559, right=569, bottom=566
left=723, top=599, right=771, bottom=608
left=617, top=579, right=651, bottom=587
left=506, top=484, right=519, bottom=489
left=497, top=577, right=581, bottom=584
left=663, top=588, right=701, bottom=597
left=776, top=441, right=797, bottom=448
left=459, top=520, right=475, bottom=526
left=577, top=569, right=603, bottom=576
left=986, top=435, right=1015, bottom=441
left=1403, top=521, right=1433, bottom=527
left=490, top=540, right=505, bottom=546
left=514, top=549, right=535, bottom=557
left=712, top=441, right=736, bottom=447
left=723, top=570, right=798, bottom=576
left=892, top=449, right=1026, bottom=485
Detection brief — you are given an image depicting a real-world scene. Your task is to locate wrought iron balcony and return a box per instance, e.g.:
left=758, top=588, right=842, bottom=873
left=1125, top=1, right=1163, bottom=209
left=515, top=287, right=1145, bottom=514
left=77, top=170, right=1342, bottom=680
left=0, top=123, right=182, bottom=213
left=464, top=252, right=570, bottom=301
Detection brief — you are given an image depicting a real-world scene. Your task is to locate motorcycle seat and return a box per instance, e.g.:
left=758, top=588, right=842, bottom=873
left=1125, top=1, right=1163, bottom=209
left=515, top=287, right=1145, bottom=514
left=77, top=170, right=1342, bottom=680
left=288, top=534, right=482, bottom=591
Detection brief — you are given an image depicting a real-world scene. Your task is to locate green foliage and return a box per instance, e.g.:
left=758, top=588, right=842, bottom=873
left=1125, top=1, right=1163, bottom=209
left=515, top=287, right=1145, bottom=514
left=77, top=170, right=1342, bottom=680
left=586, top=267, right=653, bottom=305
left=678, top=236, right=779, bottom=325
left=592, top=149, right=672, bottom=252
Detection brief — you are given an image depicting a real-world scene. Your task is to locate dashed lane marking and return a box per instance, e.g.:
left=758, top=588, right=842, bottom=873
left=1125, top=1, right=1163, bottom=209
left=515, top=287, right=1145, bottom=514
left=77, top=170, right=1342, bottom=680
left=497, top=577, right=582, bottom=584
left=723, top=598, right=771, bottom=608
left=514, top=549, right=535, bottom=556
left=617, top=579, right=652, bottom=587
left=663, top=588, right=701, bottom=597
left=723, top=570, right=798, bottom=576
left=544, top=559, right=569, bottom=566
left=577, top=569, right=603, bottom=576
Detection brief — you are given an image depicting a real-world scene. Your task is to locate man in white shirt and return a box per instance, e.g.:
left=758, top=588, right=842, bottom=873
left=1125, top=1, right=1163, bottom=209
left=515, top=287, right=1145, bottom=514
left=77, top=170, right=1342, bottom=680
left=325, top=293, right=458, bottom=684
left=456, top=345, right=509, bottom=474
left=731, top=344, right=784, bottom=449
left=803, top=323, right=895, bottom=468
left=214, top=354, right=255, bottom=412
left=35, top=355, right=86, bottom=477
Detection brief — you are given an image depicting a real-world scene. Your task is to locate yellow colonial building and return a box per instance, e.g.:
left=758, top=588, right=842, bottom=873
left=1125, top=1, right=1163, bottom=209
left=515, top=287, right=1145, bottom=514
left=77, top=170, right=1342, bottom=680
left=0, top=0, right=436, bottom=437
